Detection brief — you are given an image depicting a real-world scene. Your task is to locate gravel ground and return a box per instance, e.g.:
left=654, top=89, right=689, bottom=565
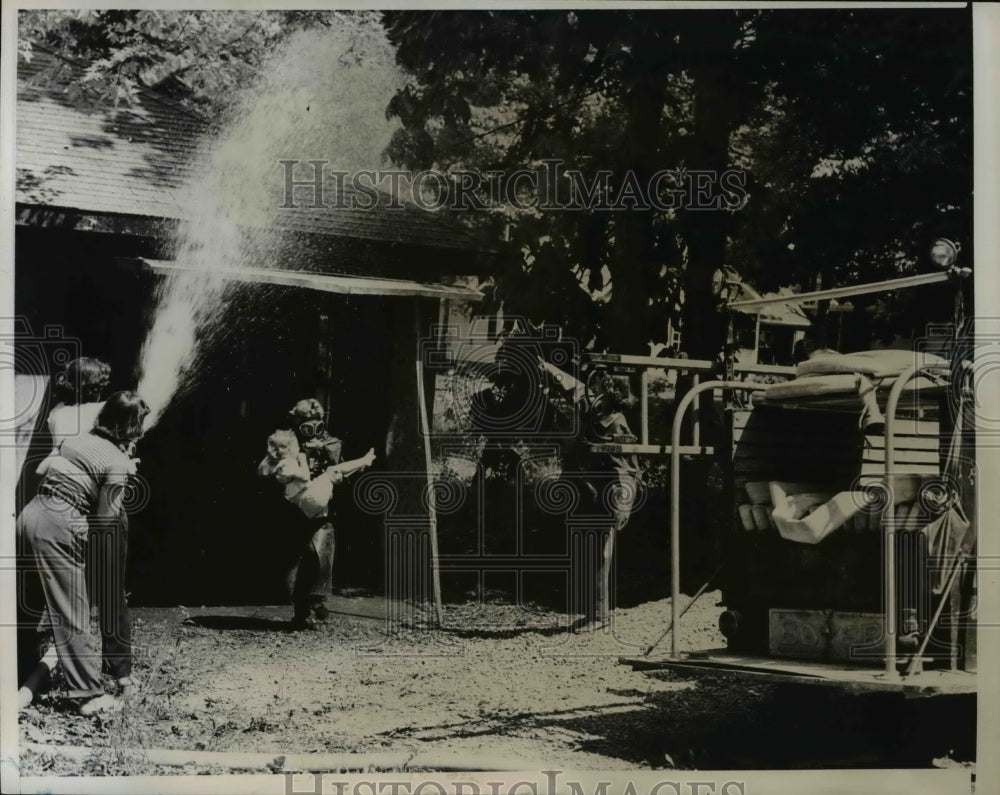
left=16, top=592, right=976, bottom=776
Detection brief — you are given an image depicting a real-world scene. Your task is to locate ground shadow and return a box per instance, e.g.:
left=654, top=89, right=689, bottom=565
left=181, top=615, right=295, bottom=632
left=440, top=624, right=575, bottom=640
left=371, top=671, right=975, bottom=770
left=544, top=677, right=976, bottom=769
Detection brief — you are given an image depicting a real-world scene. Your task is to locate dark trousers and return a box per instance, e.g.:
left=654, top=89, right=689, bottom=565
left=287, top=520, right=335, bottom=617
left=86, top=513, right=132, bottom=682
left=572, top=472, right=636, bottom=622
left=573, top=525, right=617, bottom=622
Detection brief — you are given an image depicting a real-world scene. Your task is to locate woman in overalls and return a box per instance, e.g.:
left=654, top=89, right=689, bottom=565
left=20, top=357, right=133, bottom=709
left=17, top=391, right=148, bottom=714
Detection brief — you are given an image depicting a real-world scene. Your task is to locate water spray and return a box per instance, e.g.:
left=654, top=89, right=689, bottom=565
left=135, top=21, right=402, bottom=430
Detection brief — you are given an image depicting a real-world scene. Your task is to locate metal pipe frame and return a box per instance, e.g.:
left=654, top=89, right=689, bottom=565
left=670, top=380, right=760, bottom=659
left=882, top=362, right=953, bottom=679
left=640, top=368, right=650, bottom=445
left=663, top=366, right=951, bottom=671
left=581, top=351, right=795, bottom=378
left=729, top=271, right=951, bottom=311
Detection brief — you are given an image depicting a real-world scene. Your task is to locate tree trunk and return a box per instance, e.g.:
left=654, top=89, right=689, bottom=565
left=678, top=14, right=741, bottom=364
left=668, top=14, right=743, bottom=456
left=606, top=35, right=665, bottom=355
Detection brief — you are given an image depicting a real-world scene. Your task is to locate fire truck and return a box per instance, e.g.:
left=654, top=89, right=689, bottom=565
left=615, top=242, right=976, bottom=696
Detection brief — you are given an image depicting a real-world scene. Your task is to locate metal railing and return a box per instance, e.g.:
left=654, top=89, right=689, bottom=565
left=581, top=353, right=795, bottom=455
left=667, top=381, right=763, bottom=658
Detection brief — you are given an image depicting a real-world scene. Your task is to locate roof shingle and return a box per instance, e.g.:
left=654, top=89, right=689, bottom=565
left=16, top=47, right=485, bottom=253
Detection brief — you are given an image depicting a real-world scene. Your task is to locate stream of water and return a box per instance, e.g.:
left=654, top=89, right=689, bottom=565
left=136, top=20, right=402, bottom=428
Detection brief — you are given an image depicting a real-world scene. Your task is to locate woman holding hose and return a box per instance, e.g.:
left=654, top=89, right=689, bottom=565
left=17, top=391, right=148, bottom=715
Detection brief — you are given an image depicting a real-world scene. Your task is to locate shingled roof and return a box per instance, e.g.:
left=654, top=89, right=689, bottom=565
left=16, top=47, right=485, bottom=253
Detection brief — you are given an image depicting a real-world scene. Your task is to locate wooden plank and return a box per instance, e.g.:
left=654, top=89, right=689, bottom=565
left=732, top=442, right=862, bottom=457
left=728, top=407, right=944, bottom=491
left=732, top=464, right=861, bottom=478
left=731, top=446, right=939, bottom=465
left=865, top=434, right=941, bottom=451
left=733, top=411, right=862, bottom=433
left=862, top=448, right=940, bottom=464
left=575, top=357, right=789, bottom=383
left=589, top=443, right=663, bottom=455
left=733, top=427, right=865, bottom=445
left=733, top=443, right=865, bottom=459
left=733, top=441, right=863, bottom=458
left=733, top=441, right=864, bottom=457
left=587, top=443, right=715, bottom=456
left=880, top=419, right=941, bottom=436
left=584, top=352, right=715, bottom=371
left=732, top=463, right=861, bottom=480
left=861, top=462, right=939, bottom=476
left=621, top=652, right=977, bottom=697
left=733, top=424, right=862, bottom=440
left=735, top=363, right=797, bottom=376
left=733, top=458, right=860, bottom=473
left=756, top=394, right=943, bottom=413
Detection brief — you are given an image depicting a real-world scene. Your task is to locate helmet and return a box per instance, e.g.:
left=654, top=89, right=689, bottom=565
left=289, top=398, right=325, bottom=424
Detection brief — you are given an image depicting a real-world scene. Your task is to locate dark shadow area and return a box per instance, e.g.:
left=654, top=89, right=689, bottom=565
left=128, top=286, right=399, bottom=606
left=370, top=672, right=975, bottom=769
left=435, top=452, right=728, bottom=615
left=440, top=624, right=573, bottom=640
left=180, top=615, right=296, bottom=632
left=376, top=699, right=651, bottom=744
left=540, top=678, right=976, bottom=769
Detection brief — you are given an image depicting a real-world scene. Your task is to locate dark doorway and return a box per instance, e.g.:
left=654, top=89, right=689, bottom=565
left=128, top=285, right=413, bottom=605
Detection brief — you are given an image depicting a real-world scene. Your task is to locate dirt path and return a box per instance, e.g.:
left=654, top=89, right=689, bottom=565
left=17, top=594, right=975, bottom=776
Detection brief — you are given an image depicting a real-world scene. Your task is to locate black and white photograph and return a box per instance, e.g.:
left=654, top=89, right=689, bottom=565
left=1, top=2, right=997, bottom=793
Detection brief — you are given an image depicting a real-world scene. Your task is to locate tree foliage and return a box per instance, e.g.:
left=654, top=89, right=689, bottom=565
left=18, top=8, right=972, bottom=354
left=383, top=8, right=971, bottom=355
left=383, top=10, right=748, bottom=355
left=17, top=10, right=382, bottom=114
left=732, top=10, right=971, bottom=344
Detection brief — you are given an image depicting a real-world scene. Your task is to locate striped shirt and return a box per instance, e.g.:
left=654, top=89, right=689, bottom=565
left=40, top=431, right=130, bottom=514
